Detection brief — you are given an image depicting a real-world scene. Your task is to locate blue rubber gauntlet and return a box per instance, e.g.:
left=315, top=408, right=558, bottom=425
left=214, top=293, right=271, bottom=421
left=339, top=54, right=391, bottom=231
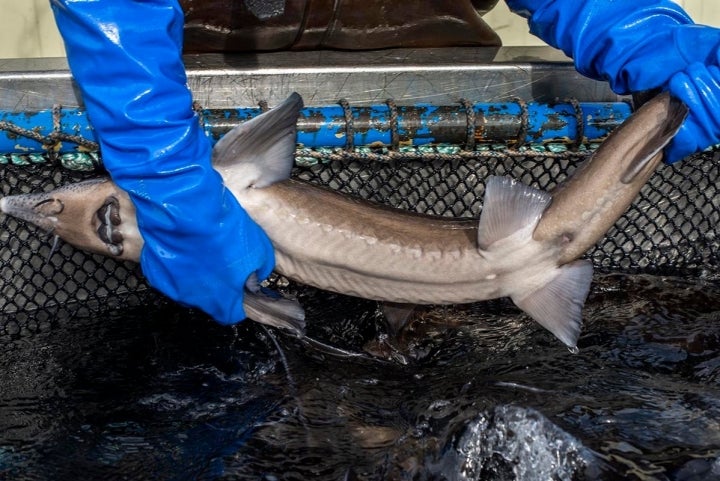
left=506, top=0, right=720, bottom=162
left=50, top=0, right=275, bottom=324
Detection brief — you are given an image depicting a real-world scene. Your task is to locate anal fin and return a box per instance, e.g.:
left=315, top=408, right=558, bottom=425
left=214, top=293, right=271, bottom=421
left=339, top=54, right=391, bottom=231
left=512, top=260, right=593, bottom=349
left=381, top=302, right=418, bottom=335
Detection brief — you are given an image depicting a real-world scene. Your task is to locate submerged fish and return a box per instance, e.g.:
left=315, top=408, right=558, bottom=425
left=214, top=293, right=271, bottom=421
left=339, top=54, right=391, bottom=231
left=0, top=92, right=687, bottom=348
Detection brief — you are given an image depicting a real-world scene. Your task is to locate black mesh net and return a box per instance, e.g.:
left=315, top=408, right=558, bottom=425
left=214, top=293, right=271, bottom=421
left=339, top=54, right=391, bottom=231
left=1, top=147, right=719, bottom=327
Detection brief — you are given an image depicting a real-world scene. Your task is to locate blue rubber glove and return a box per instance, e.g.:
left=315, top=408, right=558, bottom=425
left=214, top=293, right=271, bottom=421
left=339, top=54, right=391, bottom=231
left=506, top=0, right=720, bottom=163
left=50, top=0, right=275, bottom=324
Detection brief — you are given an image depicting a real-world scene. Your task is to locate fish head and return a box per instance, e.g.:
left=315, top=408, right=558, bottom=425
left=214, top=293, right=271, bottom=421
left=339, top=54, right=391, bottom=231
left=0, top=177, right=142, bottom=261
left=533, top=92, right=688, bottom=264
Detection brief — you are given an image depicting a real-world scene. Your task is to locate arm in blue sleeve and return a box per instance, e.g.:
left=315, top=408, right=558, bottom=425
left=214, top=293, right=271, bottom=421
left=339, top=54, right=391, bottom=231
left=50, top=0, right=275, bottom=324
left=506, top=0, right=720, bottom=162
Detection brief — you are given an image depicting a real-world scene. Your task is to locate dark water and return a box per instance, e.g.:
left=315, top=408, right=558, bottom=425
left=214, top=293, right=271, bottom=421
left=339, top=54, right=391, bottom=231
left=1, top=273, right=720, bottom=480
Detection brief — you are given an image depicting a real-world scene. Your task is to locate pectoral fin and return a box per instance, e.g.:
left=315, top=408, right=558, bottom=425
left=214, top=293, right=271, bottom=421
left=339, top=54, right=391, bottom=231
left=243, top=274, right=306, bottom=337
left=212, top=92, right=304, bottom=188
left=477, top=176, right=552, bottom=250
left=512, top=260, right=593, bottom=349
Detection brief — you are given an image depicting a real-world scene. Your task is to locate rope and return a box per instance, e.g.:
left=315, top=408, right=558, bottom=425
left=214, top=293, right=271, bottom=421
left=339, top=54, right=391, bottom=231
left=459, top=98, right=477, bottom=151
left=385, top=98, right=400, bottom=150
left=295, top=147, right=590, bottom=164
left=514, top=97, right=529, bottom=148
left=338, top=98, right=354, bottom=151
left=551, top=97, right=585, bottom=150
left=0, top=118, right=100, bottom=153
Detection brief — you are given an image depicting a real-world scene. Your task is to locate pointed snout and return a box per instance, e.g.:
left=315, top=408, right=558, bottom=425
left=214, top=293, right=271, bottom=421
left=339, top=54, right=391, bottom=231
left=0, top=192, right=62, bottom=232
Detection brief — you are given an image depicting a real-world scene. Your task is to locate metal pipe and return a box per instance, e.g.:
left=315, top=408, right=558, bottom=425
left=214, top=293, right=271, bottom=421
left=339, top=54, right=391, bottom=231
left=0, top=101, right=630, bottom=154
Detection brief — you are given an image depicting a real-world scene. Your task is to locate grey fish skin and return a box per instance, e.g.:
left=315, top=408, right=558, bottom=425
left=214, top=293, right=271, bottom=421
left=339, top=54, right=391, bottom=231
left=0, top=92, right=687, bottom=348
left=532, top=92, right=689, bottom=265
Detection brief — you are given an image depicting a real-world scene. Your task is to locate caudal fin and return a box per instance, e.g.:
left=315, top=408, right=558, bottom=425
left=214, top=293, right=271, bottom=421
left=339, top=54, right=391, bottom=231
left=512, top=259, right=593, bottom=349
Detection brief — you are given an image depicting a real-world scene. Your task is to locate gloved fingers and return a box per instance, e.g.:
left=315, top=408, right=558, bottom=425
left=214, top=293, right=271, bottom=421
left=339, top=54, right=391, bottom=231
left=234, top=212, right=276, bottom=296
left=665, top=63, right=720, bottom=163
left=140, top=199, right=276, bottom=325
left=255, top=232, right=276, bottom=282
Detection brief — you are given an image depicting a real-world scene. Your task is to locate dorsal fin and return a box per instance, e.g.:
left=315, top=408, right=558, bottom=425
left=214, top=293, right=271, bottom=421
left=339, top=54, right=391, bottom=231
left=212, top=92, right=304, bottom=188
left=477, top=176, right=552, bottom=250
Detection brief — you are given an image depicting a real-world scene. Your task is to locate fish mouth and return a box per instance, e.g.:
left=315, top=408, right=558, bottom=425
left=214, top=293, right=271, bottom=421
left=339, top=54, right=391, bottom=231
left=94, top=196, right=124, bottom=257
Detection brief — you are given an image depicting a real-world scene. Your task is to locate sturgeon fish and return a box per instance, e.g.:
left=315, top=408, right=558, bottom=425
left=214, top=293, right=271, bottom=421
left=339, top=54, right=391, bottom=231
left=0, top=92, right=687, bottom=349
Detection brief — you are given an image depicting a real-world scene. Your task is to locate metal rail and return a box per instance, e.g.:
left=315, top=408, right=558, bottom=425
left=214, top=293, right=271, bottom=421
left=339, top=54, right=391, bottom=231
left=0, top=47, right=623, bottom=109
left=0, top=47, right=629, bottom=154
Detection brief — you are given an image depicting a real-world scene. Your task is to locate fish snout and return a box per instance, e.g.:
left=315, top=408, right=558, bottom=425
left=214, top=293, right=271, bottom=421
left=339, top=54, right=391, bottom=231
left=0, top=192, right=62, bottom=232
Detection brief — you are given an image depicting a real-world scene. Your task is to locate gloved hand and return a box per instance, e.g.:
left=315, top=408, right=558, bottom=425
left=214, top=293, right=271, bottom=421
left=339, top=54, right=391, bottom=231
left=50, top=0, right=275, bottom=324
left=506, top=0, right=720, bottom=163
